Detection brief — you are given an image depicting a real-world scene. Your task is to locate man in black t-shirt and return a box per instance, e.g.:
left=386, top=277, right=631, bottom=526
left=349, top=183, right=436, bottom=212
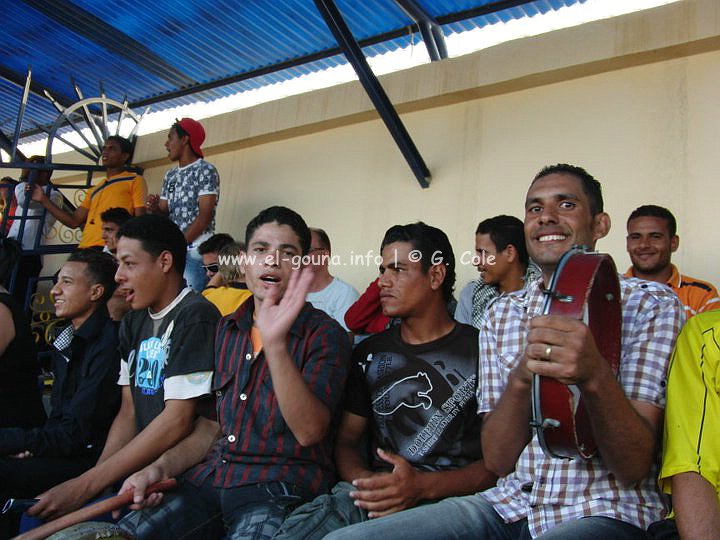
left=28, top=215, right=219, bottom=521
left=276, top=222, right=496, bottom=539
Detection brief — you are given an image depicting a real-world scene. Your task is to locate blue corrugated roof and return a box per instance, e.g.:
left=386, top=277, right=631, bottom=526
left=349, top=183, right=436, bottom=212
left=1, top=0, right=583, bottom=144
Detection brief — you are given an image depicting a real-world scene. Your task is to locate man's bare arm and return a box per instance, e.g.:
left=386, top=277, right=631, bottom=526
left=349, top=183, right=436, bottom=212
left=115, top=416, right=221, bottom=513
left=334, top=411, right=374, bottom=482
left=95, top=387, right=138, bottom=465
left=480, top=367, right=534, bottom=477
left=257, top=267, right=331, bottom=446
left=183, top=194, right=216, bottom=244
left=29, top=398, right=198, bottom=519
left=672, top=472, right=720, bottom=539
left=29, top=184, right=88, bottom=229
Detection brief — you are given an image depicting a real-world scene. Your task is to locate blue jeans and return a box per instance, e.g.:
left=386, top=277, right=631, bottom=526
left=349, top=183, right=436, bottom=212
left=273, top=481, right=368, bottom=539
left=184, top=247, right=208, bottom=292
left=119, top=478, right=304, bottom=540
left=323, top=494, right=649, bottom=540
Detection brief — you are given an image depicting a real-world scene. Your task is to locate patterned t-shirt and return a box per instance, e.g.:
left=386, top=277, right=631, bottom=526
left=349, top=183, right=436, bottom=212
left=118, top=288, right=220, bottom=431
left=160, top=159, right=219, bottom=246
left=344, top=323, right=482, bottom=472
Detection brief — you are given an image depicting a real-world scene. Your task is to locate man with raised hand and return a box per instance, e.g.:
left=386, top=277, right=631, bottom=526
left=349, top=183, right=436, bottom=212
left=105, top=206, right=351, bottom=539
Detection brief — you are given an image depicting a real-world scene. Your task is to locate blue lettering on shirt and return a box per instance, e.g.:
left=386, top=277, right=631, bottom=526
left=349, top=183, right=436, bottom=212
left=136, top=337, right=166, bottom=395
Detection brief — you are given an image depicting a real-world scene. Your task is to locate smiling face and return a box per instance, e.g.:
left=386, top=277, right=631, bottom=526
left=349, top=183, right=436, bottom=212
left=115, top=237, right=173, bottom=312
left=626, top=216, right=677, bottom=278
left=50, top=261, right=101, bottom=329
left=378, top=241, right=442, bottom=319
left=101, top=139, right=129, bottom=170
left=524, top=173, right=609, bottom=280
left=242, top=222, right=303, bottom=308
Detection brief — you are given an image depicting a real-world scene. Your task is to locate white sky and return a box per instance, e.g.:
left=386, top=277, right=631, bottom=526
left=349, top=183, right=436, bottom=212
left=11, top=0, right=679, bottom=159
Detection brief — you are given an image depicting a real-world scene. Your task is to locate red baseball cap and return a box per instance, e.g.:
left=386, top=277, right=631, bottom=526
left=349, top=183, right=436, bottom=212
left=177, top=118, right=205, bottom=158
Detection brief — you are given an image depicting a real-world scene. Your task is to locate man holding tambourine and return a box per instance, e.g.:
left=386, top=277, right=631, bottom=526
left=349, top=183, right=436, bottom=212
left=344, top=164, right=684, bottom=539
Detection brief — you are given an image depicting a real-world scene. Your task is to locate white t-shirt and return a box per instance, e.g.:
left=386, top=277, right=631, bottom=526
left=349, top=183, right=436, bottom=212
left=306, top=277, right=359, bottom=332
left=9, top=182, right=62, bottom=249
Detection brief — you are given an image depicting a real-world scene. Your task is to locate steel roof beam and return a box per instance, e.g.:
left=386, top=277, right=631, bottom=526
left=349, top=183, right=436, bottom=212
left=0, top=65, right=74, bottom=108
left=313, top=0, right=430, bottom=188
left=392, top=0, right=448, bottom=61
left=21, top=0, right=196, bottom=88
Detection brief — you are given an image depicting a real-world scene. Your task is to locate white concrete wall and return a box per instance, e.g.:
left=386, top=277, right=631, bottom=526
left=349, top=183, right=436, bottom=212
left=45, top=0, right=720, bottom=293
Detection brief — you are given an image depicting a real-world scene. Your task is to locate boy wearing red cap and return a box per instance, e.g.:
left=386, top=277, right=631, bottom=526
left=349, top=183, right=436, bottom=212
left=147, top=118, right=220, bottom=292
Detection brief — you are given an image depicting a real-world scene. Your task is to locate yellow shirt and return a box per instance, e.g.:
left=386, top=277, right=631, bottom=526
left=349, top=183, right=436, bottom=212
left=78, top=172, right=147, bottom=247
left=659, top=310, right=720, bottom=509
left=201, top=285, right=252, bottom=316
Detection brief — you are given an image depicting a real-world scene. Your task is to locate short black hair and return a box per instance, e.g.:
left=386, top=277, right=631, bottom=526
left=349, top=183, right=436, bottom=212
left=381, top=222, right=456, bottom=302
left=100, top=207, right=132, bottom=227
left=476, top=215, right=529, bottom=268
left=245, top=206, right=311, bottom=256
left=198, top=233, right=235, bottom=255
left=532, top=163, right=604, bottom=216
left=171, top=121, right=188, bottom=139
left=105, top=135, right=133, bottom=156
left=627, top=204, right=677, bottom=237
left=117, top=215, right=187, bottom=275
left=67, top=249, right=118, bottom=302
left=310, top=228, right=331, bottom=253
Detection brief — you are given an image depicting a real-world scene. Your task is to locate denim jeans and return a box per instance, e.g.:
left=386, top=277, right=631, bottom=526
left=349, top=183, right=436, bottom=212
left=184, top=247, right=208, bottom=292
left=119, top=478, right=304, bottom=540
left=273, top=481, right=368, bottom=540
left=322, top=494, right=649, bottom=540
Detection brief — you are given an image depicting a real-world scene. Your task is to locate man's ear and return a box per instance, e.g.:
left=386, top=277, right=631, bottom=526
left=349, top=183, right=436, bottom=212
left=158, top=250, right=174, bottom=273
left=504, top=244, right=517, bottom=263
left=89, top=283, right=104, bottom=303
left=670, top=235, right=679, bottom=253
left=592, top=212, right=611, bottom=242
left=429, top=263, right=447, bottom=292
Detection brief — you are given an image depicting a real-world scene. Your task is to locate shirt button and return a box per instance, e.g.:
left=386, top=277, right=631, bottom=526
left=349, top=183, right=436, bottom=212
left=240, top=393, right=248, bottom=401
left=215, top=390, right=222, bottom=397
left=228, top=435, right=236, bottom=443
left=222, top=459, right=228, bottom=464
left=245, top=353, right=252, bottom=360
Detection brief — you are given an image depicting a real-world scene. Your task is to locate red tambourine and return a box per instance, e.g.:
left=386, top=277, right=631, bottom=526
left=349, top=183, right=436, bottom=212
left=530, top=246, right=621, bottom=460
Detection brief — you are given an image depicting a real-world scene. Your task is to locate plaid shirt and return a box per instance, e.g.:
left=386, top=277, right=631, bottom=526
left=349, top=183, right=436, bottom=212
left=186, top=301, right=351, bottom=496
left=477, top=276, right=684, bottom=537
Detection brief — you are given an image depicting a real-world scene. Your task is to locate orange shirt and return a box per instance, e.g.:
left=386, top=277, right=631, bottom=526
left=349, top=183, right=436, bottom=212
left=78, top=172, right=147, bottom=247
left=625, top=264, right=719, bottom=319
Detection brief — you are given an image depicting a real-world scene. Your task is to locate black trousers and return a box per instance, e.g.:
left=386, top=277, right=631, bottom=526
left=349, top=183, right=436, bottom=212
left=0, top=453, right=97, bottom=538
left=10, top=254, right=41, bottom=309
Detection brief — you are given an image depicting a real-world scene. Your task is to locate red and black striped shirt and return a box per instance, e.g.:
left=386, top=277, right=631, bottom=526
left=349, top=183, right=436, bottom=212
left=187, top=301, right=351, bottom=496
